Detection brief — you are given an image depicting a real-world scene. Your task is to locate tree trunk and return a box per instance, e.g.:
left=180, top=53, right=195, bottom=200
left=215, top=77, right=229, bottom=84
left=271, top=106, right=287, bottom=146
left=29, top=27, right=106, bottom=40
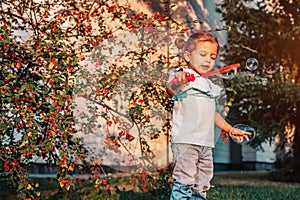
left=293, top=100, right=300, bottom=181
left=292, top=69, right=300, bottom=181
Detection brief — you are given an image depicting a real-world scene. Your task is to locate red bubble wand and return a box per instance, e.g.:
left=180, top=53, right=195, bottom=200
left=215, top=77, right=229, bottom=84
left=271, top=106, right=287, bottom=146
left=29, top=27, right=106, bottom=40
left=172, top=63, right=240, bottom=85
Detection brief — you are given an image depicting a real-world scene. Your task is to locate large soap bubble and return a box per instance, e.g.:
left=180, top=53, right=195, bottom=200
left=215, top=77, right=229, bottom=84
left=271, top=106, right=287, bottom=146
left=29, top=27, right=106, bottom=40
left=246, top=58, right=258, bottom=71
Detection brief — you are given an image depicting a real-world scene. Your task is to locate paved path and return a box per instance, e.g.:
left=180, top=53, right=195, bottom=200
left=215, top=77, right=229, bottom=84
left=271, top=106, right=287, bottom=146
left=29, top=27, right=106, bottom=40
left=28, top=170, right=270, bottom=179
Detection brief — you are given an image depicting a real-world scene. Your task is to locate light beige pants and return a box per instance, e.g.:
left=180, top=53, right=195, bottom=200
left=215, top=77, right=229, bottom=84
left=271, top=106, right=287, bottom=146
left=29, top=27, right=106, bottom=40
left=171, top=143, right=213, bottom=196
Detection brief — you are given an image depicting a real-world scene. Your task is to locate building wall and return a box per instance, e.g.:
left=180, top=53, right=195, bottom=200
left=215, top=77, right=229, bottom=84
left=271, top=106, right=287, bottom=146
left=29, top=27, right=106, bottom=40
left=256, top=142, right=276, bottom=163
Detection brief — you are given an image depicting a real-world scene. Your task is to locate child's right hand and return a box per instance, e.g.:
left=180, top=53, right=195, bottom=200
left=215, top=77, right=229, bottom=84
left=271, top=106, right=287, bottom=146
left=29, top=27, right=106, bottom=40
left=167, top=71, right=193, bottom=96
left=172, top=71, right=193, bottom=85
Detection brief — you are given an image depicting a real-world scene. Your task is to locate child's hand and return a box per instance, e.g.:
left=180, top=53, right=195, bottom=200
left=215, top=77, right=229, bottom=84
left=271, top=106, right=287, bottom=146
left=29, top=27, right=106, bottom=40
left=173, top=71, right=190, bottom=85
left=167, top=71, right=194, bottom=96
left=230, top=127, right=252, bottom=143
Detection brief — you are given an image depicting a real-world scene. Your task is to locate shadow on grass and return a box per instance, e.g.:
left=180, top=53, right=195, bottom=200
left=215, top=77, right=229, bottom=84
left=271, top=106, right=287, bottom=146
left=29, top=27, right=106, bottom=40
left=1, top=172, right=300, bottom=199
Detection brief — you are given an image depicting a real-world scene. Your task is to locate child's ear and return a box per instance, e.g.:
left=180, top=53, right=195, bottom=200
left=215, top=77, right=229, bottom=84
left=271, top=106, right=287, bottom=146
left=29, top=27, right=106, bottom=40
left=184, top=51, right=191, bottom=63
left=175, top=38, right=184, bottom=49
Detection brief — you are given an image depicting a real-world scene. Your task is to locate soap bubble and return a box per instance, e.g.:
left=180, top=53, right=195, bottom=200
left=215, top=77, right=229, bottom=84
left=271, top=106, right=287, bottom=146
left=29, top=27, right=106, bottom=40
left=246, top=58, right=258, bottom=71
left=229, top=124, right=256, bottom=144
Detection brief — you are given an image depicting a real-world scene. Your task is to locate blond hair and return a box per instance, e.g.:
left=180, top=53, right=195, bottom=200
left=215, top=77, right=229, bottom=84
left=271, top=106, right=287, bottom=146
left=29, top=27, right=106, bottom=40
left=184, top=31, right=220, bottom=53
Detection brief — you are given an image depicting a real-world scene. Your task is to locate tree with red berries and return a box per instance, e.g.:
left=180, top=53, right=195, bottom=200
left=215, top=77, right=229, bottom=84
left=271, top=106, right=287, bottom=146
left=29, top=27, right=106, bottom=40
left=0, top=0, right=194, bottom=198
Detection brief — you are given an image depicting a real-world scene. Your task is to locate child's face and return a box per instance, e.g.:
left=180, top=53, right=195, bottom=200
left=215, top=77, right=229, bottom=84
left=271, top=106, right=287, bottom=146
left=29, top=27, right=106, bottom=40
left=186, top=41, right=218, bottom=75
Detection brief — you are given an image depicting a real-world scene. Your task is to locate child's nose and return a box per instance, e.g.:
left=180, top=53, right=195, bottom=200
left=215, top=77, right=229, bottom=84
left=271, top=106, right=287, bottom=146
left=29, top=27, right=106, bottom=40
left=205, top=55, right=213, bottom=63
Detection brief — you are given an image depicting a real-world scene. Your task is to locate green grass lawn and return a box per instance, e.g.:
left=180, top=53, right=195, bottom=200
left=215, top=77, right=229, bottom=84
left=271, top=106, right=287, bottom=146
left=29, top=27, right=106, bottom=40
left=1, top=172, right=300, bottom=200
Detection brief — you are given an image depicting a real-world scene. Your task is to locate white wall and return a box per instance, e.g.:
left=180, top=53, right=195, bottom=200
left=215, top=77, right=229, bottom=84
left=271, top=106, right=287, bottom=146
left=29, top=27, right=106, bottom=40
left=242, top=141, right=276, bottom=163
left=256, top=142, right=276, bottom=163
left=213, top=136, right=231, bottom=163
